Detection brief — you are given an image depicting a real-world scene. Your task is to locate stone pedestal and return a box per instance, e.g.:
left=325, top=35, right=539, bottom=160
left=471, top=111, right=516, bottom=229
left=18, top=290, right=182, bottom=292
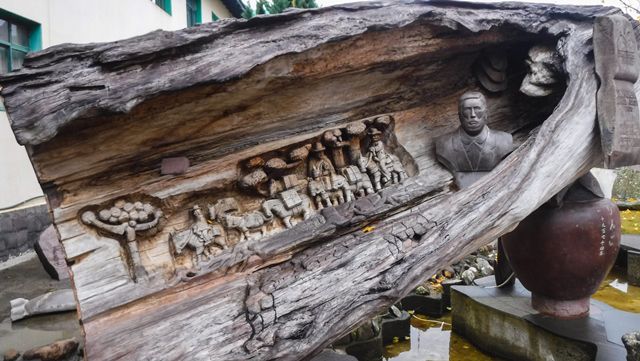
left=451, top=277, right=639, bottom=361
left=628, top=250, right=640, bottom=287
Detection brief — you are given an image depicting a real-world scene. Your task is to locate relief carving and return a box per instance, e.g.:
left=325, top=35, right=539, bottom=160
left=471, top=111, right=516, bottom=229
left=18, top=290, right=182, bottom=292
left=81, top=199, right=164, bottom=281
left=474, top=49, right=508, bottom=93
left=594, top=15, right=640, bottom=167
left=170, top=205, right=227, bottom=266
left=87, top=116, right=415, bottom=274
left=520, top=45, right=562, bottom=97
left=212, top=198, right=270, bottom=243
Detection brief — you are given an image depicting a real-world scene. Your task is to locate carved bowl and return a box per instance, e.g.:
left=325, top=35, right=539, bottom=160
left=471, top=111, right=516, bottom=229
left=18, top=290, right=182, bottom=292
left=502, top=198, right=621, bottom=318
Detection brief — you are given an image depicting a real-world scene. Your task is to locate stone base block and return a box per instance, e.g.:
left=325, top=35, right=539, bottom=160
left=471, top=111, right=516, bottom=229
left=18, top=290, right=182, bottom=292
left=451, top=277, right=636, bottom=361
left=629, top=251, right=640, bottom=287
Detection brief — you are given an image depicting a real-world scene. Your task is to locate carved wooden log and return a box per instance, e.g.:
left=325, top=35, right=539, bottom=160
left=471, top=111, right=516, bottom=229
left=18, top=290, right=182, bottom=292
left=0, top=1, right=634, bottom=360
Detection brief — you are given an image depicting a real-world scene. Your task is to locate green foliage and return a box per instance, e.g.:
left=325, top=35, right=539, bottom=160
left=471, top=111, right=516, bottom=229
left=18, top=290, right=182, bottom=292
left=256, top=0, right=268, bottom=15
left=241, top=0, right=318, bottom=19
left=241, top=6, right=255, bottom=19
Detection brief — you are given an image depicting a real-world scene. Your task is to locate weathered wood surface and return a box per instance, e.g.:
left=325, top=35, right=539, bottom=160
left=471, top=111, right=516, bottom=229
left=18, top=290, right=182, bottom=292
left=0, top=1, right=630, bottom=360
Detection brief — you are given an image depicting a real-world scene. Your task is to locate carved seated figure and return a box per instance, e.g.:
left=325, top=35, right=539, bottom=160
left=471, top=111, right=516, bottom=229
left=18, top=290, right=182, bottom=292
left=435, top=91, right=514, bottom=188
left=171, top=205, right=226, bottom=266
left=307, top=142, right=353, bottom=208
left=364, top=128, right=407, bottom=190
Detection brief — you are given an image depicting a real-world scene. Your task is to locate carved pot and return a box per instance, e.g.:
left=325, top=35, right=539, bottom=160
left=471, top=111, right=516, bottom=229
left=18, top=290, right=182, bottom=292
left=502, top=197, right=620, bottom=319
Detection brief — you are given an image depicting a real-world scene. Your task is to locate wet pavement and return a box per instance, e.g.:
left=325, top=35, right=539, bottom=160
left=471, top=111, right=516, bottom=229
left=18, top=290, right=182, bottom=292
left=0, top=253, right=81, bottom=355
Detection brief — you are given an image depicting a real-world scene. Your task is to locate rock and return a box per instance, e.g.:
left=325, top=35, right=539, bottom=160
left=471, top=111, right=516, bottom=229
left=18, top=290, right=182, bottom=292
left=10, top=289, right=76, bottom=322
left=461, top=267, right=478, bottom=285
left=414, top=286, right=428, bottom=295
left=622, top=331, right=640, bottom=361
left=22, top=338, right=78, bottom=361
left=442, top=265, right=455, bottom=278
left=34, top=225, right=69, bottom=281
left=476, top=257, right=494, bottom=277
left=3, top=349, right=20, bottom=361
left=310, top=349, right=358, bottom=361
left=389, top=305, right=402, bottom=318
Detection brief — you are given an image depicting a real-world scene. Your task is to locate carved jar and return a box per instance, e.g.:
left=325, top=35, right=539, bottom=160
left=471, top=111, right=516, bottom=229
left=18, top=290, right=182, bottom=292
left=502, top=183, right=621, bottom=319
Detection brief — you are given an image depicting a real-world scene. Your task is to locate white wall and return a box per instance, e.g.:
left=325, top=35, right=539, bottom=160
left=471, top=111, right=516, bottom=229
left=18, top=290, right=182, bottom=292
left=47, top=0, right=185, bottom=46
left=0, top=0, right=234, bottom=208
left=0, top=112, right=42, bottom=207
left=203, top=0, right=232, bottom=21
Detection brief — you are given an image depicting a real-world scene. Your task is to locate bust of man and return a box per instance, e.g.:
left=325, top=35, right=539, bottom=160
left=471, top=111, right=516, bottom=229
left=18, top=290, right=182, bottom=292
left=435, top=91, right=514, bottom=188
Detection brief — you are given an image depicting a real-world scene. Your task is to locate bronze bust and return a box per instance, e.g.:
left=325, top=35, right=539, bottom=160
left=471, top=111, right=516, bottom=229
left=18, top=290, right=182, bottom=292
left=435, top=91, right=514, bottom=188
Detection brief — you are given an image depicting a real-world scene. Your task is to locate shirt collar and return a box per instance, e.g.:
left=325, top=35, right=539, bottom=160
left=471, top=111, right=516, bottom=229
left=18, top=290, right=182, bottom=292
left=459, top=126, right=489, bottom=146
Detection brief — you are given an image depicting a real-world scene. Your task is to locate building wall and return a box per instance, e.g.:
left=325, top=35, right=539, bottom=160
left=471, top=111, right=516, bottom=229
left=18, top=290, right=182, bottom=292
left=203, top=0, right=233, bottom=21
left=0, top=0, right=234, bottom=208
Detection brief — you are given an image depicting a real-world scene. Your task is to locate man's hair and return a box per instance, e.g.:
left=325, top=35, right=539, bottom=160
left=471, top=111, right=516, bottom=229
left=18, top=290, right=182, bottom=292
left=458, top=91, right=486, bottom=110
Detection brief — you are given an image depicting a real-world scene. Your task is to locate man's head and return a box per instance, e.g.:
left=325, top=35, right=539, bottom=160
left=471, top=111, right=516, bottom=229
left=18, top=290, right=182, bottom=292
left=458, top=91, right=487, bottom=136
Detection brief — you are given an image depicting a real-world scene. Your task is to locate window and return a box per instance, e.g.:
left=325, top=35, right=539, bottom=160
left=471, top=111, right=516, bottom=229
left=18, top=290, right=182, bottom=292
left=186, top=0, right=202, bottom=27
left=211, top=11, right=219, bottom=21
left=0, top=11, right=41, bottom=74
left=154, top=0, right=172, bottom=15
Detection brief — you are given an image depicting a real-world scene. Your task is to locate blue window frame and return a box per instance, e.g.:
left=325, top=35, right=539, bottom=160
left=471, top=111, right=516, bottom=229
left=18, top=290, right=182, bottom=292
left=154, top=0, right=172, bottom=15
left=0, top=9, right=41, bottom=74
left=186, top=0, right=202, bottom=27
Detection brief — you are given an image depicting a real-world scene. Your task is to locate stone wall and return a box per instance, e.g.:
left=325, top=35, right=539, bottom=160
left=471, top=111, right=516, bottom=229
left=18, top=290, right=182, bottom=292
left=0, top=205, right=51, bottom=262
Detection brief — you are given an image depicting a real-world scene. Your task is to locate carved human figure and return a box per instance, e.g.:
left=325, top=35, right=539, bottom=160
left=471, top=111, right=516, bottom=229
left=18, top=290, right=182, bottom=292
left=308, top=142, right=335, bottom=183
left=435, top=91, right=514, bottom=188
left=364, top=128, right=407, bottom=190
left=308, top=142, right=337, bottom=208
left=171, top=205, right=226, bottom=265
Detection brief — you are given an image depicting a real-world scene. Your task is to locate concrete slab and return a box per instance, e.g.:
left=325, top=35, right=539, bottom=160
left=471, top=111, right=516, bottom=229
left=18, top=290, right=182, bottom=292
left=621, top=234, right=640, bottom=252
left=452, top=277, right=632, bottom=361
left=620, top=235, right=640, bottom=286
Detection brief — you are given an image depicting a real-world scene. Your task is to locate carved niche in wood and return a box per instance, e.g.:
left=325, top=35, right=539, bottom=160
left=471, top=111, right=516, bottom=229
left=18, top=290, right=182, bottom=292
left=239, top=115, right=409, bottom=216
left=81, top=198, right=164, bottom=281
left=167, top=115, right=413, bottom=272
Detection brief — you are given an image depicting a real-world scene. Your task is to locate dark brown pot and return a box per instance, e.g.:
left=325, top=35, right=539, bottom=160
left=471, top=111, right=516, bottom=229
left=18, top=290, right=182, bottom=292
left=502, top=197, right=621, bottom=318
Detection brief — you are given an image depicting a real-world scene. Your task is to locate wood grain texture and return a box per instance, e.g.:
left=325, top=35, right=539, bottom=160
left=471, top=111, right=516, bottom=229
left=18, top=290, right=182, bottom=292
left=0, top=1, right=630, bottom=360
